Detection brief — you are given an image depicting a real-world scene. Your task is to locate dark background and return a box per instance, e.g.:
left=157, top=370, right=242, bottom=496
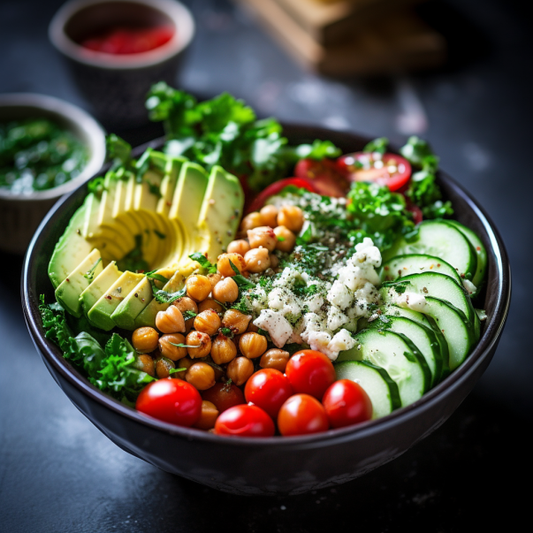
left=1, top=0, right=531, bottom=531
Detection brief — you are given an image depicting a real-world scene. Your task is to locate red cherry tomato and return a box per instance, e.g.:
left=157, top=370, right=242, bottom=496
left=244, top=369, right=293, bottom=418
left=284, top=350, right=336, bottom=400
left=245, top=177, right=317, bottom=214
left=201, top=382, right=245, bottom=413
left=277, top=394, right=330, bottom=436
left=214, top=404, right=275, bottom=437
left=136, top=379, right=202, bottom=427
left=294, top=158, right=350, bottom=197
left=322, top=379, right=373, bottom=429
left=337, top=152, right=411, bottom=192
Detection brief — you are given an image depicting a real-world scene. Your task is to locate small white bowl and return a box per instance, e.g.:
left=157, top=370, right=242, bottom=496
left=48, top=0, right=195, bottom=127
left=0, top=93, right=106, bottom=255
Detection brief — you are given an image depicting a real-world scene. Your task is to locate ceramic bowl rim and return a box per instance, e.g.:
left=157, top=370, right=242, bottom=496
left=48, top=0, right=195, bottom=70
left=22, top=127, right=512, bottom=450
left=0, top=92, right=106, bottom=202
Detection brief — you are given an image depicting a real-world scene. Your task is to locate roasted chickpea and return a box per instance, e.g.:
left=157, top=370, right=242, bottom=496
left=260, top=204, right=278, bottom=228
left=247, top=226, right=277, bottom=252
left=239, top=332, right=268, bottom=359
left=226, top=356, right=254, bottom=386
left=278, top=205, right=304, bottom=233
left=226, top=239, right=251, bottom=256
left=158, top=333, right=187, bottom=361
left=173, top=297, right=198, bottom=332
left=194, top=309, right=222, bottom=336
left=210, top=334, right=237, bottom=365
left=207, top=272, right=222, bottom=290
left=240, top=212, right=263, bottom=233
left=186, top=330, right=212, bottom=359
left=259, top=348, right=290, bottom=372
left=155, top=306, right=185, bottom=334
left=186, top=275, right=212, bottom=302
left=134, top=354, right=155, bottom=376
left=173, top=356, right=193, bottom=380
left=186, top=362, right=216, bottom=390
left=273, top=225, right=296, bottom=253
left=269, top=253, right=279, bottom=269
left=244, top=247, right=271, bottom=273
left=193, top=400, right=219, bottom=430
left=222, top=308, right=252, bottom=335
left=132, top=327, right=159, bottom=353
left=155, top=356, right=175, bottom=379
left=212, top=278, right=239, bottom=303
left=198, top=298, right=224, bottom=314
left=217, top=253, right=246, bottom=277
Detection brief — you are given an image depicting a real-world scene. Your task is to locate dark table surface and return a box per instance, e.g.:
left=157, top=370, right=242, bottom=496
left=1, top=0, right=531, bottom=531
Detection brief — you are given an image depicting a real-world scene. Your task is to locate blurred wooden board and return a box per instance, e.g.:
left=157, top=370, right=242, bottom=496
left=235, top=0, right=446, bottom=76
left=272, top=0, right=423, bottom=45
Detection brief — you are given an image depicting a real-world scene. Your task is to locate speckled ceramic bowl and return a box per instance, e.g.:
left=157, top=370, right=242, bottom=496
left=0, top=93, right=106, bottom=255
left=22, top=126, right=511, bottom=495
left=49, top=0, right=195, bottom=128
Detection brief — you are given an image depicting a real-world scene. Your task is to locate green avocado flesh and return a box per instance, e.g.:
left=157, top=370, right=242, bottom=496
left=48, top=149, right=244, bottom=330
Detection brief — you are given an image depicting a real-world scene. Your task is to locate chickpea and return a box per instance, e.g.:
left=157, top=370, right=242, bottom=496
left=193, top=400, right=219, bottom=430
left=269, top=253, right=279, bottom=269
left=240, top=212, right=263, bottom=233
left=212, top=278, right=239, bottom=303
left=226, top=356, right=254, bottom=386
left=173, top=297, right=198, bottom=332
left=244, top=247, right=271, bottom=273
left=278, top=205, right=304, bottom=233
left=227, top=239, right=251, bottom=256
left=158, top=333, right=187, bottom=361
left=173, top=356, right=193, bottom=380
left=134, top=354, right=155, bottom=376
left=186, top=330, right=212, bottom=359
left=198, top=298, right=224, bottom=314
left=194, top=309, right=222, bottom=336
left=155, top=306, right=185, bottom=334
left=211, top=334, right=237, bottom=365
left=273, top=225, right=296, bottom=253
left=207, top=272, right=222, bottom=290
left=260, top=204, right=278, bottom=228
left=246, top=321, right=260, bottom=333
left=186, top=362, right=216, bottom=390
left=239, top=332, right=268, bottom=359
left=247, top=226, right=277, bottom=252
left=222, top=308, right=252, bottom=335
left=155, top=356, right=175, bottom=379
left=186, top=275, right=212, bottom=302
left=132, top=327, right=159, bottom=353
left=217, top=253, right=246, bottom=277
left=260, top=348, right=290, bottom=372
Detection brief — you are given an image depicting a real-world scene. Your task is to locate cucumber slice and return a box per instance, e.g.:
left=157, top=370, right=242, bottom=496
left=444, top=220, right=487, bottom=294
left=369, top=315, right=444, bottom=388
left=380, top=253, right=462, bottom=286
left=383, top=220, right=477, bottom=281
left=334, top=360, right=401, bottom=419
left=337, top=328, right=429, bottom=407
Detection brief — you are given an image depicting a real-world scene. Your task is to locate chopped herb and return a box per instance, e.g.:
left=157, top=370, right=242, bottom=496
left=189, top=252, right=218, bottom=274
left=363, top=137, right=389, bottom=154
left=83, top=258, right=102, bottom=281
left=117, top=234, right=149, bottom=273
left=220, top=327, right=233, bottom=338
left=145, top=270, right=170, bottom=284
left=229, top=260, right=256, bottom=290
left=153, top=229, right=166, bottom=239
left=182, top=310, right=197, bottom=321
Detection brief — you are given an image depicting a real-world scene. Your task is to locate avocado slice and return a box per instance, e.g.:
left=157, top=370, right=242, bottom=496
left=79, top=260, right=122, bottom=315
left=54, top=249, right=103, bottom=317
left=87, top=271, right=144, bottom=331
left=111, top=276, right=153, bottom=330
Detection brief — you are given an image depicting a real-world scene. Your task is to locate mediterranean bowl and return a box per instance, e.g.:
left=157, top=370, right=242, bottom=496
left=21, top=126, right=511, bottom=495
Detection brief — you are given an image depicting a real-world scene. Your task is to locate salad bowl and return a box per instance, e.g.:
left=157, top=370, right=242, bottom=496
left=21, top=125, right=511, bottom=496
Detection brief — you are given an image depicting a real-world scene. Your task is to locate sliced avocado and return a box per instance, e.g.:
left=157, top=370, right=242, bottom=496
left=79, top=260, right=122, bottom=315
left=111, top=276, right=153, bottom=330
left=55, top=249, right=103, bottom=317
left=87, top=271, right=145, bottom=331
left=157, top=156, right=187, bottom=218
left=48, top=199, right=93, bottom=289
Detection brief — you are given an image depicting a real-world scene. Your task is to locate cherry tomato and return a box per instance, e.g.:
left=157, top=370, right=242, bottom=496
left=284, top=350, right=336, bottom=400
left=322, top=379, right=373, bottom=429
left=277, top=394, right=330, bottom=436
left=294, top=158, right=350, bottom=197
left=245, top=177, right=317, bottom=214
left=136, top=378, right=202, bottom=427
left=244, top=369, right=293, bottom=418
left=337, top=152, right=411, bottom=192
left=214, top=404, right=275, bottom=437
left=201, top=382, right=245, bottom=413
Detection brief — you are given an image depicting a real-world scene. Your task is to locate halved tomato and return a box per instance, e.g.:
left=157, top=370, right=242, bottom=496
left=338, top=152, right=411, bottom=192
left=294, top=158, right=350, bottom=197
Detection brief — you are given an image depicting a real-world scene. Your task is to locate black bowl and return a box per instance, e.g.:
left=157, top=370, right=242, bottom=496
left=21, top=126, right=511, bottom=496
